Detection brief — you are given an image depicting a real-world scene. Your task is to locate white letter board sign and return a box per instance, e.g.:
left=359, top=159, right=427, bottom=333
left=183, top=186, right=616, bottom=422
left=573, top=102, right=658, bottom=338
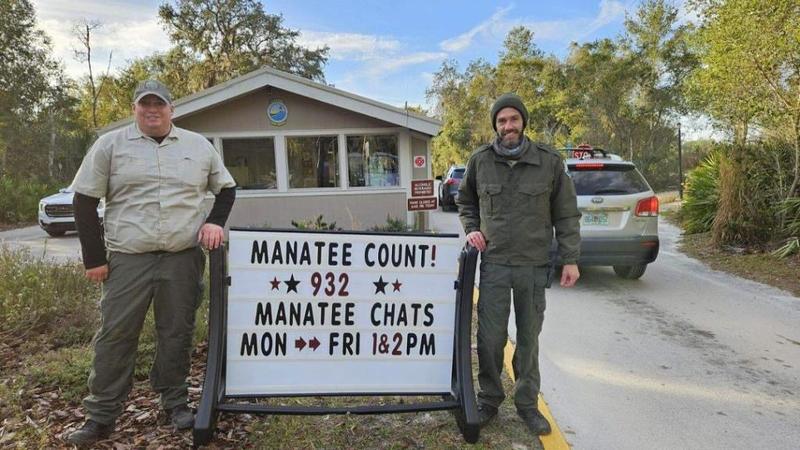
left=225, top=230, right=462, bottom=396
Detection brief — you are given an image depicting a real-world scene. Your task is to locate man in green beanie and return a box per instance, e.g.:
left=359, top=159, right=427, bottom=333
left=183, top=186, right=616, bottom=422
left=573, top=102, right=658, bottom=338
left=456, top=93, right=581, bottom=436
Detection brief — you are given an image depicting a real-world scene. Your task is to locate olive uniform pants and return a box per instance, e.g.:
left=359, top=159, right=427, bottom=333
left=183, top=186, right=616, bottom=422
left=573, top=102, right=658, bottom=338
left=477, top=261, right=548, bottom=412
left=83, top=247, right=205, bottom=425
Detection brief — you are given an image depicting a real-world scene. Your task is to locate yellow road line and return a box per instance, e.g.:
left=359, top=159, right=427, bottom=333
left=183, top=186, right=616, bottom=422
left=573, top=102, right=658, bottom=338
left=503, top=341, right=570, bottom=450
left=474, top=288, right=570, bottom=449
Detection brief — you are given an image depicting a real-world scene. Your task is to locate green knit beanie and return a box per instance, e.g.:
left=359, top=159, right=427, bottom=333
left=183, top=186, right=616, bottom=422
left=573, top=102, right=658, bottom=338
left=490, top=93, right=528, bottom=132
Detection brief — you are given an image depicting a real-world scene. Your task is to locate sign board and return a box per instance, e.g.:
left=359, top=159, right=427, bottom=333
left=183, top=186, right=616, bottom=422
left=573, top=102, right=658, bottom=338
left=407, top=197, right=437, bottom=211
left=225, top=230, right=462, bottom=395
left=411, top=180, right=434, bottom=197
left=413, top=156, right=427, bottom=169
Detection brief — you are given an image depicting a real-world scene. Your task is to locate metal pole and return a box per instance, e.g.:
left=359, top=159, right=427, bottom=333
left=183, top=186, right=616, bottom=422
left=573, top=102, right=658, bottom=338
left=678, top=123, right=683, bottom=200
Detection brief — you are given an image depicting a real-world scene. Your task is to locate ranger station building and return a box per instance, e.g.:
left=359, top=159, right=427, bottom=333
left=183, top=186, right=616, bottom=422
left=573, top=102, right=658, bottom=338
left=101, top=66, right=442, bottom=230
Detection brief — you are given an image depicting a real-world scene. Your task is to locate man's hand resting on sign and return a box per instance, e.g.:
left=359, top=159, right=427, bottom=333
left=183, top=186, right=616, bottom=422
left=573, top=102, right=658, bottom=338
left=466, top=231, right=486, bottom=251
left=198, top=223, right=224, bottom=250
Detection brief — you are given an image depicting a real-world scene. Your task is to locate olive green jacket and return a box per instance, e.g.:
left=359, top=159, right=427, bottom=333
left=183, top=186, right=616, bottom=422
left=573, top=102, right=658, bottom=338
left=457, top=139, right=581, bottom=266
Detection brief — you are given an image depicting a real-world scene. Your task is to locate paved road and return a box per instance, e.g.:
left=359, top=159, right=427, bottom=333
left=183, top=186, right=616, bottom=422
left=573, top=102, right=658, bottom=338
left=428, top=206, right=800, bottom=450
left=0, top=225, right=83, bottom=263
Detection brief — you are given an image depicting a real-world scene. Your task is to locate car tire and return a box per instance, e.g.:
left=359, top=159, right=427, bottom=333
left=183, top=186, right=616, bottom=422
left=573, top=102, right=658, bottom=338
left=44, top=228, right=66, bottom=237
left=613, top=264, right=647, bottom=279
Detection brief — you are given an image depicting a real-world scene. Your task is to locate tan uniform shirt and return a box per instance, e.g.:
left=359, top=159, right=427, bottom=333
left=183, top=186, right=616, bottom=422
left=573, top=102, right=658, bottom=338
left=71, top=124, right=236, bottom=254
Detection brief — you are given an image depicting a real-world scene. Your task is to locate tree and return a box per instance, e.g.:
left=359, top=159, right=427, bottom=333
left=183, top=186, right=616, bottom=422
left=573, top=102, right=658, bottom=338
left=689, top=0, right=800, bottom=200
left=72, top=19, right=113, bottom=129
left=158, top=0, right=329, bottom=90
left=0, top=0, right=87, bottom=180
left=426, top=59, right=496, bottom=176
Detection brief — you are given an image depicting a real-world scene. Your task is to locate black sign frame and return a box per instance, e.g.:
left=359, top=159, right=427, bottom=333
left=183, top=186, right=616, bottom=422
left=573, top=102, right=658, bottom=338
left=193, top=229, right=481, bottom=446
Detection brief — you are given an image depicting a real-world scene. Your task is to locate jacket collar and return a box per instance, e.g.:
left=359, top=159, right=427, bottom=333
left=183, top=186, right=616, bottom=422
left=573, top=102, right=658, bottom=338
left=491, top=138, right=541, bottom=166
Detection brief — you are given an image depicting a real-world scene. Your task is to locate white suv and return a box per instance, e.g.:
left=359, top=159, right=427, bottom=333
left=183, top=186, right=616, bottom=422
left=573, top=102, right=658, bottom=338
left=563, top=146, right=659, bottom=279
left=38, top=189, right=104, bottom=237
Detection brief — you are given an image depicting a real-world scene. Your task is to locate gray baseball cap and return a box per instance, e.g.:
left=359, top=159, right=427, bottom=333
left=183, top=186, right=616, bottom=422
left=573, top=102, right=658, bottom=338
left=133, top=79, right=172, bottom=104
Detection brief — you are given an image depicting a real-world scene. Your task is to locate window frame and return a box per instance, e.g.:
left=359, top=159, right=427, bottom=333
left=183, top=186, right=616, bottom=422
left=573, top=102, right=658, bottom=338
left=285, top=133, right=341, bottom=191
left=204, top=128, right=408, bottom=197
left=219, top=136, right=279, bottom=191
left=344, top=132, right=401, bottom=191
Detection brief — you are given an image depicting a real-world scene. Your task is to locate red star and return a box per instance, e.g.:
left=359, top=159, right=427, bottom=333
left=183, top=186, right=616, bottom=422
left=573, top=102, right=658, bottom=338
left=392, top=279, right=402, bottom=292
left=270, top=277, right=281, bottom=290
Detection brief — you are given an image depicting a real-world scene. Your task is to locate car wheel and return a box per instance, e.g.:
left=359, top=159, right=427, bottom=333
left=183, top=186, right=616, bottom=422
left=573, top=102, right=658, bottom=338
left=613, top=264, right=647, bottom=279
left=44, top=228, right=66, bottom=237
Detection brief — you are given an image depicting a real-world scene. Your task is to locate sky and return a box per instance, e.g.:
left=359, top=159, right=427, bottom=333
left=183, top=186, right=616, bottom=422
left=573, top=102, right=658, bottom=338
left=31, top=0, right=713, bottom=139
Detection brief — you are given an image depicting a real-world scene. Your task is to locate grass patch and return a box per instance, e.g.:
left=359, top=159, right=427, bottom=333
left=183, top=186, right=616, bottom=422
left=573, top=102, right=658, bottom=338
left=680, top=232, right=800, bottom=297
left=0, top=247, right=99, bottom=348
left=25, top=346, right=93, bottom=404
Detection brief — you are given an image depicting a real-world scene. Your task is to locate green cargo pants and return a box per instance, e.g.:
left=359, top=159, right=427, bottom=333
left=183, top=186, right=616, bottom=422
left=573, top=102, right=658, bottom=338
left=477, top=261, right=548, bottom=412
left=83, top=247, right=205, bottom=425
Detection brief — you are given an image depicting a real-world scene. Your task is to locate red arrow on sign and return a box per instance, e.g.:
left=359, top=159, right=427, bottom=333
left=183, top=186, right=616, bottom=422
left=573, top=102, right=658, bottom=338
left=295, top=337, right=307, bottom=351
left=309, top=337, right=321, bottom=351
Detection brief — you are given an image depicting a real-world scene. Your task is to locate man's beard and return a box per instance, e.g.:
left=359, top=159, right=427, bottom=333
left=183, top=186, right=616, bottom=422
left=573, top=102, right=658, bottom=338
left=500, top=129, right=522, bottom=148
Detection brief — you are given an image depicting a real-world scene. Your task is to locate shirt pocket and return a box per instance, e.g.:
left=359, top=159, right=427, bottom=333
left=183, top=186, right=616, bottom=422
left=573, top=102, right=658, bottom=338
left=518, top=183, right=550, bottom=224
left=179, top=152, right=209, bottom=187
left=479, top=183, right=503, bottom=217
left=111, top=155, right=147, bottom=185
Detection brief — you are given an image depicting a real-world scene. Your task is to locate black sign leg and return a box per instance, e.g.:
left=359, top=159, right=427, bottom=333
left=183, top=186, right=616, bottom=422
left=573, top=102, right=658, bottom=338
left=453, top=246, right=480, bottom=443
left=194, top=246, right=227, bottom=447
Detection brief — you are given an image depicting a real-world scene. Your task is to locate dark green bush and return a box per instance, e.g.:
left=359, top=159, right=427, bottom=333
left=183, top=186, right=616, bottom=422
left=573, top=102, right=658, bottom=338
left=369, top=215, right=410, bottom=232
left=682, top=142, right=798, bottom=248
left=291, top=215, right=340, bottom=230
left=0, top=177, right=57, bottom=224
left=682, top=150, right=721, bottom=234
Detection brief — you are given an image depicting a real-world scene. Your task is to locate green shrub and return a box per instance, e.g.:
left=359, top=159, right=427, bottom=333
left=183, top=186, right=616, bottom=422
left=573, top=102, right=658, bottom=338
left=682, top=150, right=721, bottom=234
left=0, top=177, right=56, bottom=224
left=682, top=142, right=797, bottom=247
left=291, top=215, right=340, bottom=230
left=773, top=197, right=800, bottom=257
left=369, top=215, right=410, bottom=232
left=0, top=247, right=99, bottom=347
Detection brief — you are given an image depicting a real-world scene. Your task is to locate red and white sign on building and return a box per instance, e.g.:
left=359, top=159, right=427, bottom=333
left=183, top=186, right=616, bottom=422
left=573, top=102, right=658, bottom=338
left=413, top=156, right=427, bottom=169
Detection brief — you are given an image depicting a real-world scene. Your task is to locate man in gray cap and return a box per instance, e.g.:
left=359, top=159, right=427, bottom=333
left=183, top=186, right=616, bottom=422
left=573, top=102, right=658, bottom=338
left=66, top=80, right=237, bottom=445
left=457, top=93, right=581, bottom=436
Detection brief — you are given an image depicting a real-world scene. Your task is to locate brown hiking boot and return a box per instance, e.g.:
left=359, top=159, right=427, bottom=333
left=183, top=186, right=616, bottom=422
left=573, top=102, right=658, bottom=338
left=518, top=408, right=552, bottom=435
left=166, top=404, right=195, bottom=430
left=65, top=419, right=114, bottom=446
left=477, top=404, right=499, bottom=427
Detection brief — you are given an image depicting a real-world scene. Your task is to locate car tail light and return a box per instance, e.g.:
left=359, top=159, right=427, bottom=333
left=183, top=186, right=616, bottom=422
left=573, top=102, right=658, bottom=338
left=445, top=178, right=458, bottom=185
left=635, top=196, right=659, bottom=217
left=574, top=162, right=604, bottom=170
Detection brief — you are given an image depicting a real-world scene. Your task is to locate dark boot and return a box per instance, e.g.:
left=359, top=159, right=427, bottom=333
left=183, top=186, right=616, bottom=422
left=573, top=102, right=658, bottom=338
left=65, top=419, right=114, bottom=446
left=477, top=404, right=498, bottom=427
left=166, top=404, right=195, bottom=430
left=518, top=408, right=551, bottom=435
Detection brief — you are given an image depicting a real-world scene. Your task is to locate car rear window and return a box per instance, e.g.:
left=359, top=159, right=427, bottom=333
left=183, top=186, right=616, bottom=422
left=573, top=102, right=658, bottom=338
left=451, top=169, right=465, bottom=179
left=567, top=164, right=650, bottom=195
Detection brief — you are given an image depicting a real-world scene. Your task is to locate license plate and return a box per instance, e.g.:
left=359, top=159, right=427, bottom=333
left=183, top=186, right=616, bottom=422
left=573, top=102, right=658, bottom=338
left=583, top=212, right=608, bottom=226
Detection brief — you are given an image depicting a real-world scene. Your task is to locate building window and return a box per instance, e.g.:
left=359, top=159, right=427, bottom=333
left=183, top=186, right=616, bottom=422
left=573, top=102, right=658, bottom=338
left=347, top=135, right=399, bottom=187
left=287, top=136, right=339, bottom=189
left=222, top=138, right=277, bottom=190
